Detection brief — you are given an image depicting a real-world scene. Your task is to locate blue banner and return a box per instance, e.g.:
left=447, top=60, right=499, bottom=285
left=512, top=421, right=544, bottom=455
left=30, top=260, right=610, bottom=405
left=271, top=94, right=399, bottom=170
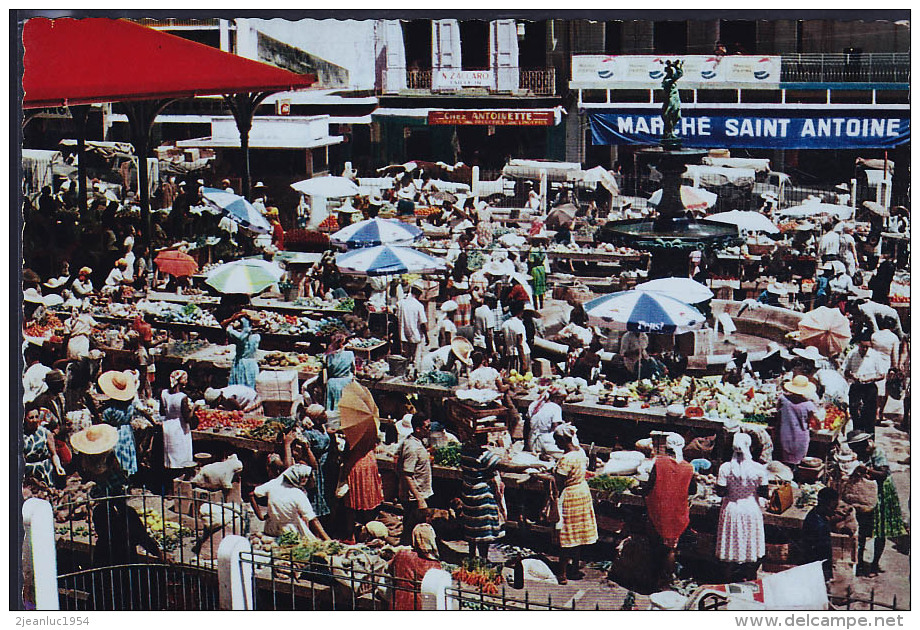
left=588, top=109, right=910, bottom=149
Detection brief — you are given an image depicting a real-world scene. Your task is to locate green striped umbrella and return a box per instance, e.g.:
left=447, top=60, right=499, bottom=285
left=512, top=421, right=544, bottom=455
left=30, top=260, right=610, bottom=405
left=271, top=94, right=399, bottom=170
left=204, top=259, right=284, bottom=295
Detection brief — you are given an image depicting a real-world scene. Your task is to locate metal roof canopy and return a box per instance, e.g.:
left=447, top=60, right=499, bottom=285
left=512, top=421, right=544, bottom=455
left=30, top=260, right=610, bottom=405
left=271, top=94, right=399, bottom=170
left=21, top=17, right=317, bottom=261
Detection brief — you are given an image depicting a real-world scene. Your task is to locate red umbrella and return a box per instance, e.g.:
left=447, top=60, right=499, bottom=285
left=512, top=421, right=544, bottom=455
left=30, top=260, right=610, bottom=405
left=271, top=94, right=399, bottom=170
left=154, top=250, right=198, bottom=277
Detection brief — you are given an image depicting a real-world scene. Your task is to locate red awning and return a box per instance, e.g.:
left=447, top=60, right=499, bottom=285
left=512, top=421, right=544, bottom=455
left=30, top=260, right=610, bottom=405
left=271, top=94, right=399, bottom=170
left=22, top=18, right=317, bottom=109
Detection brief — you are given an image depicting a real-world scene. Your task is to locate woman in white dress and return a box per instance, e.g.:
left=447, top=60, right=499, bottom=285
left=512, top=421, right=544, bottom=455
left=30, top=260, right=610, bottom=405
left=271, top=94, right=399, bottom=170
left=715, top=432, right=770, bottom=581
left=159, top=370, right=198, bottom=472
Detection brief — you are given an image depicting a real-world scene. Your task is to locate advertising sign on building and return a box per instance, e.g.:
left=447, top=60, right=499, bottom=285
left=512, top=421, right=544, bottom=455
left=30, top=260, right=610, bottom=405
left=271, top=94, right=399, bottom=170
left=428, top=110, right=556, bottom=126
left=432, top=69, right=494, bottom=88
left=587, top=108, right=910, bottom=149
left=571, top=55, right=782, bottom=88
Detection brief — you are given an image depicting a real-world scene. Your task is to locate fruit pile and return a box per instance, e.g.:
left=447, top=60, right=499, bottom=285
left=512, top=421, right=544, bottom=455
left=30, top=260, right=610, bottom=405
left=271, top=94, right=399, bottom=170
left=139, top=508, right=192, bottom=551
left=452, top=558, right=503, bottom=594
left=318, top=216, right=339, bottom=232
left=414, top=206, right=439, bottom=218
left=815, top=404, right=847, bottom=432
left=194, top=409, right=262, bottom=431
left=506, top=369, right=534, bottom=387
left=25, top=313, right=63, bottom=338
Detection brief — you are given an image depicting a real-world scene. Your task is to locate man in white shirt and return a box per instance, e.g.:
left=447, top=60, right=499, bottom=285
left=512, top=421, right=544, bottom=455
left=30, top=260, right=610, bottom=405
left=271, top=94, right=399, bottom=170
left=843, top=334, right=887, bottom=436
left=856, top=300, right=905, bottom=338
left=501, top=301, right=530, bottom=372
left=102, top=259, right=131, bottom=296
left=397, top=284, right=428, bottom=365
left=817, top=223, right=841, bottom=262
left=473, top=293, right=498, bottom=354
left=870, top=317, right=901, bottom=418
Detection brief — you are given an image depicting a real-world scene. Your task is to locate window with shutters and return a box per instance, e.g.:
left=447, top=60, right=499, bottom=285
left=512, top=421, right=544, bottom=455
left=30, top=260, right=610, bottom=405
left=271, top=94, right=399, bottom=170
left=402, top=20, right=432, bottom=70
left=459, top=20, right=490, bottom=69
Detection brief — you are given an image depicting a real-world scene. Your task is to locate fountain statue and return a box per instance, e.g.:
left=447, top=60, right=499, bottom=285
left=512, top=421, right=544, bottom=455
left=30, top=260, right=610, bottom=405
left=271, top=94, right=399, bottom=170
left=596, top=58, right=741, bottom=278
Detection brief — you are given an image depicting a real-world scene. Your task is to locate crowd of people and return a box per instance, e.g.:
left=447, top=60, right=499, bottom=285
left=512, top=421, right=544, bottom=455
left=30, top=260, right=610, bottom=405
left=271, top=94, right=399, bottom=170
left=20, top=159, right=910, bottom=609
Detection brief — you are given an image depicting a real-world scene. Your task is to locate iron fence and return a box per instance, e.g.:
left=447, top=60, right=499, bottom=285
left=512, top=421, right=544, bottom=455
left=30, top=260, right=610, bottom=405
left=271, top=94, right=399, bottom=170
left=446, top=585, right=601, bottom=611
left=781, top=53, right=910, bottom=84
left=52, top=491, right=248, bottom=611
left=519, top=68, right=557, bottom=95
left=830, top=586, right=903, bottom=611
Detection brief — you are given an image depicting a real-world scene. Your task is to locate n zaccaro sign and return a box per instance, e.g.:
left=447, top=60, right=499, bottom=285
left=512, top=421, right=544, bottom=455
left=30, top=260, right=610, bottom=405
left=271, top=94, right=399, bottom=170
left=588, top=108, right=910, bottom=150
left=428, top=110, right=556, bottom=127
left=432, top=69, right=494, bottom=89
left=571, top=55, right=782, bottom=88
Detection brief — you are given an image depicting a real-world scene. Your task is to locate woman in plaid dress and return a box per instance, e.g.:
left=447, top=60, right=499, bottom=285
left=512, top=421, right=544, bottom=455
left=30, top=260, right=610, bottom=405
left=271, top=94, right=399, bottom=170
left=552, top=424, right=597, bottom=583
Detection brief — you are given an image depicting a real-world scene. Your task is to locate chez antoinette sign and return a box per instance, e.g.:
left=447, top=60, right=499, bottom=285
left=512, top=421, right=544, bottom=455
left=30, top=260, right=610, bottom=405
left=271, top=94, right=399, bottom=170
left=571, top=55, right=782, bottom=87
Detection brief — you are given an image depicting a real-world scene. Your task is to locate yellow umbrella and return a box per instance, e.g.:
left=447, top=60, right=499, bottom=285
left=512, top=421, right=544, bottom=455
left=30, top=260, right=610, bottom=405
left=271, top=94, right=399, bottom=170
left=797, top=306, right=852, bottom=356
left=338, top=381, right=381, bottom=464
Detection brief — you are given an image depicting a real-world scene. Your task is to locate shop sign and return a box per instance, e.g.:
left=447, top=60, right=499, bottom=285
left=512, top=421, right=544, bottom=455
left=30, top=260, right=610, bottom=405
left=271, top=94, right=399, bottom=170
left=588, top=108, right=910, bottom=149
left=276, top=99, right=291, bottom=116
left=571, top=55, right=782, bottom=88
left=428, top=110, right=555, bottom=126
left=433, top=69, right=494, bottom=88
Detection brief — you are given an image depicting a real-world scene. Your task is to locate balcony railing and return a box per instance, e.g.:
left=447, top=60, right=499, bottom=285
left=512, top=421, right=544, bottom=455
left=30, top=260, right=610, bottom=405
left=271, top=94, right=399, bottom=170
left=136, top=18, right=223, bottom=30
left=781, top=53, right=910, bottom=84
left=400, top=68, right=556, bottom=95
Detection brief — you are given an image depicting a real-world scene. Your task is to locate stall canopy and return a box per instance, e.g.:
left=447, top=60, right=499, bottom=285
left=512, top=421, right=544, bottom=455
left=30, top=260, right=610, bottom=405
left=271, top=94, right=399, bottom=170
left=22, top=18, right=316, bottom=108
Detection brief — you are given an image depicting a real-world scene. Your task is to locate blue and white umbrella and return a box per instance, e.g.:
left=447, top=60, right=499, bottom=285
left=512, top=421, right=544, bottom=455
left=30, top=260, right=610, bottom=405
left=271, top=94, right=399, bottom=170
left=330, top=218, right=422, bottom=249
left=336, top=245, right=445, bottom=277
left=584, top=289, right=705, bottom=334
left=201, top=187, right=271, bottom=234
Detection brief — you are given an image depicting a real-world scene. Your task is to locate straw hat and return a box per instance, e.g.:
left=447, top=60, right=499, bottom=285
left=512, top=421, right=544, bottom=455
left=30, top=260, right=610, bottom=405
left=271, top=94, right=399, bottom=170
left=766, top=283, right=787, bottom=295
left=365, top=521, right=389, bottom=539
left=793, top=346, right=824, bottom=363
left=44, top=277, right=68, bottom=289
left=783, top=374, right=817, bottom=398
left=204, top=387, right=223, bottom=405
left=71, top=424, right=118, bottom=456
left=846, top=430, right=871, bottom=446
left=98, top=370, right=139, bottom=401
left=305, top=403, right=326, bottom=420
left=43, top=294, right=64, bottom=307
left=450, top=336, right=474, bottom=366
left=23, top=288, right=45, bottom=304
left=440, top=300, right=458, bottom=313
left=766, top=461, right=794, bottom=483
left=78, top=266, right=93, bottom=276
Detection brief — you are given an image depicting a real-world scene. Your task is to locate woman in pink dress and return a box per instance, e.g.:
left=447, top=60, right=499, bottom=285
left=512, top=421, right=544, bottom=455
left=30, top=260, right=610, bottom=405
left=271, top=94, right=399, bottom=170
left=390, top=523, right=441, bottom=610
left=715, top=433, right=770, bottom=581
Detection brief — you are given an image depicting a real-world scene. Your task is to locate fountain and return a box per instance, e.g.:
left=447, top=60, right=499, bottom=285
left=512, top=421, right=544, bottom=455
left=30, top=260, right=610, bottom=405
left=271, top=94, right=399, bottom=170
left=597, top=59, right=741, bottom=279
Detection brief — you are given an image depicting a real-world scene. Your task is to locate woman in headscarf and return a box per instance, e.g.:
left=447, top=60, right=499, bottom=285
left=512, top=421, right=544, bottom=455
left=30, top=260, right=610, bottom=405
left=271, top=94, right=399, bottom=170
left=97, top=370, right=140, bottom=478
left=222, top=311, right=261, bottom=389
left=643, top=432, right=695, bottom=588
left=552, top=423, right=597, bottom=584
left=266, top=206, right=285, bottom=251
left=249, top=464, right=331, bottom=541
left=71, top=266, right=95, bottom=298
left=323, top=331, right=355, bottom=413
left=159, top=370, right=198, bottom=473
left=715, top=433, right=770, bottom=581
left=390, top=523, right=441, bottom=611
left=526, top=384, right=567, bottom=455
left=289, top=404, right=337, bottom=521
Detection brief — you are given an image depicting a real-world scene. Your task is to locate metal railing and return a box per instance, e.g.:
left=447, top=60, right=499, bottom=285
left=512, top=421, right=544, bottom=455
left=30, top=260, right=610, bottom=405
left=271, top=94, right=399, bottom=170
left=781, top=53, right=910, bottom=84
left=52, top=491, right=248, bottom=611
left=446, top=585, right=601, bottom=611
left=401, top=68, right=557, bottom=95
left=830, top=586, right=902, bottom=611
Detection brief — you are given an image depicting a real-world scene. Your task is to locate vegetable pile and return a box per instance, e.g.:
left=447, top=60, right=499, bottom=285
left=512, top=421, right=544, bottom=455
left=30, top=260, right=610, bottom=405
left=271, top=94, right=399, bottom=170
left=587, top=475, right=638, bottom=494
left=415, top=370, right=459, bottom=387
left=194, top=409, right=262, bottom=431
left=242, top=417, right=298, bottom=442
left=431, top=443, right=462, bottom=468
left=452, top=558, right=503, bottom=594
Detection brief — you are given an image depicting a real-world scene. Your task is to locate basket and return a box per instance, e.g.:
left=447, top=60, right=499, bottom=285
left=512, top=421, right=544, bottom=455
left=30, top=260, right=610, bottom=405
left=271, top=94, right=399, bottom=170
left=387, top=355, right=409, bottom=377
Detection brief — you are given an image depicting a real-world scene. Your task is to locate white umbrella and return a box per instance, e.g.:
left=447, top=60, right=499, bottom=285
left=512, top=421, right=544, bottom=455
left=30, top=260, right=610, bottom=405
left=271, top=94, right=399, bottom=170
left=204, top=259, right=284, bottom=295
left=584, top=289, right=706, bottom=334
left=648, top=186, right=718, bottom=211
left=705, top=210, right=779, bottom=234
left=290, top=176, right=360, bottom=198
left=330, top=218, right=422, bottom=249
left=634, top=277, right=714, bottom=304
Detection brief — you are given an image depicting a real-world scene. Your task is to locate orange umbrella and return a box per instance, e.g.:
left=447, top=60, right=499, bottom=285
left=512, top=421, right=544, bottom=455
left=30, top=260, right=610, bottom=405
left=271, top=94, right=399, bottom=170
left=798, top=306, right=852, bottom=356
left=154, top=249, right=198, bottom=277
left=338, top=381, right=381, bottom=463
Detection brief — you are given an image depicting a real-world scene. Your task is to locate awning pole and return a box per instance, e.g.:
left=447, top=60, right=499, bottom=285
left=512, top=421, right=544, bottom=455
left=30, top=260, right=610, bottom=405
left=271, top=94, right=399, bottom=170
left=224, top=92, right=273, bottom=201
left=69, top=105, right=91, bottom=217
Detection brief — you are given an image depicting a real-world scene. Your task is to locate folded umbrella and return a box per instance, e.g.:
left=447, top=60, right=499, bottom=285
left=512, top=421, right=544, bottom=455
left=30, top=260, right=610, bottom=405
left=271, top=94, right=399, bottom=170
left=154, top=249, right=199, bottom=277
left=201, top=187, right=271, bottom=234
left=705, top=210, right=779, bottom=234
left=204, top=259, right=284, bottom=295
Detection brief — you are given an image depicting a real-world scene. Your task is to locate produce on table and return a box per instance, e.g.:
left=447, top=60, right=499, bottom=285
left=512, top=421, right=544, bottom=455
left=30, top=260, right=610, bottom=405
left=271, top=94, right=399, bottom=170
left=587, top=475, right=638, bottom=494
left=318, top=216, right=339, bottom=231
left=415, top=370, right=459, bottom=387
left=25, top=313, right=63, bottom=338
left=357, top=360, right=389, bottom=380
left=139, top=508, right=193, bottom=551
left=506, top=370, right=534, bottom=387
left=242, top=417, right=298, bottom=442
left=431, top=443, right=462, bottom=468
left=194, top=408, right=263, bottom=431
left=451, top=557, right=504, bottom=594
left=347, top=337, right=384, bottom=349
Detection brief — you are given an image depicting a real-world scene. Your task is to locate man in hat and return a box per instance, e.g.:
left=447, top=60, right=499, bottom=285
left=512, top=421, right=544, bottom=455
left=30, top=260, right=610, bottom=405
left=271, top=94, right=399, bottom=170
left=839, top=223, right=859, bottom=276
left=204, top=384, right=264, bottom=414
left=397, top=283, right=428, bottom=366
left=843, top=332, right=887, bottom=436
left=814, top=262, right=834, bottom=308
left=473, top=292, right=499, bottom=355
left=757, top=282, right=787, bottom=307
left=34, top=369, right=66, bottom=428
left=71, top=267, right=94, bottom=299
left=418, top=336, right=473, bottom=376
left=855, top=298, right=905, bottom=339
left=435, top=300, right=458, bottom=347
left=102, top=258, right=132, bottom=297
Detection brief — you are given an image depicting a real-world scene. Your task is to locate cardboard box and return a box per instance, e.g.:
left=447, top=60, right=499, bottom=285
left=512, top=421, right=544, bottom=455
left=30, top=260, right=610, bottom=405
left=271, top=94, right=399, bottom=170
left=256, top=370, right=299, bottom=402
